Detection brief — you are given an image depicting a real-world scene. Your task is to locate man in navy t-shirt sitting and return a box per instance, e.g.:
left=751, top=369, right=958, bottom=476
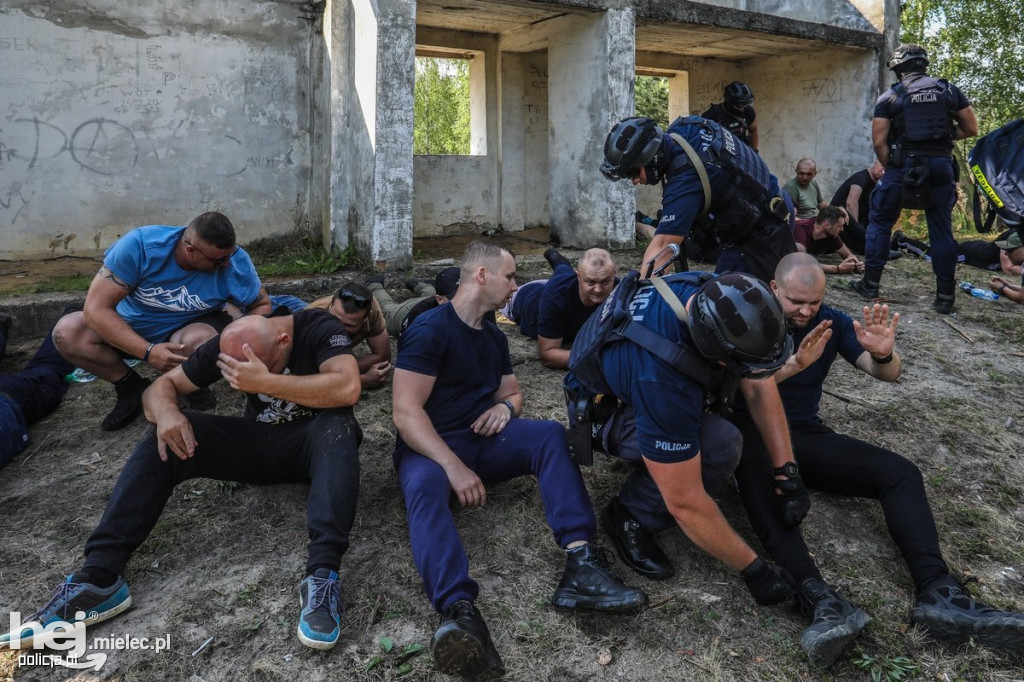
left=731, top=252, right=1024, bottom=666
left=392, top=240, right=646, bottom=682
left=503, top=248, right=617, bottom=369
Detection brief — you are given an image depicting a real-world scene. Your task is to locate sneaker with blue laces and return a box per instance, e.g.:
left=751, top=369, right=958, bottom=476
left=297, top=569, right=343, bottom=650
left=0, top=573, right=131, bottom=650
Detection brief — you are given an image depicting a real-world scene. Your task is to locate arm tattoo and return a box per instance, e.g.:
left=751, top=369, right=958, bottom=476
left=99, top=266, right=132, bottom=291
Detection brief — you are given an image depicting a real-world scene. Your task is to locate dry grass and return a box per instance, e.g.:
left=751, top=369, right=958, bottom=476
left=1, top=240, right=1023, bottom=681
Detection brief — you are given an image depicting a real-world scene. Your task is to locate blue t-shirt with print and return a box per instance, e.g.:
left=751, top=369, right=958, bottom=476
left=397, top=303, right=513, bottom=435
left=104, top=225, right=262, bottom=342
left=598, top=276, right=710, bottom=464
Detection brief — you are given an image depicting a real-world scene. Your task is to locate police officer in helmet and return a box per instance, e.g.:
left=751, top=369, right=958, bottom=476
left=702, top=81, right=759, bottom=152
left=565, top=271, right=803, bottom=609
left=850, top=44, right=978, bottom=313
left=601, top=115, right=795, bottom=283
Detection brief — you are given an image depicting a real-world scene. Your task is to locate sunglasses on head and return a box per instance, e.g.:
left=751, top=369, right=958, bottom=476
left=339, top=289, right=371, bottom=309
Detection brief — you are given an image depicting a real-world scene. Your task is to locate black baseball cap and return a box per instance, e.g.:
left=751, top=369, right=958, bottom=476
left=434, top=267, right=461, bottom=298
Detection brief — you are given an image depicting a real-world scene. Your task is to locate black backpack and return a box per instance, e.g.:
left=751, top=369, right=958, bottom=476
left=969, top=119, right=1024, bottom=233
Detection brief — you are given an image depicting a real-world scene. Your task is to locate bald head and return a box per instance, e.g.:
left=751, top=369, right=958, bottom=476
left=577, top=248, right=617, bottom=307
left=772, top=253, right=826, bottom=328
left=220, top=315, right=286, bottom=367
left=795, top=158, right=818, bottom=188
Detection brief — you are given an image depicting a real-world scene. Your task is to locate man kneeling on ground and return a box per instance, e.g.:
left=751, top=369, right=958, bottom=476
left=1, top=307, right=363, bottom=651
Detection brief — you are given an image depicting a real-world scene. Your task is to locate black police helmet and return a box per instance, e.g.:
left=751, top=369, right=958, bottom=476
left=600, top=117, right=663, bottom=181
left=723, top=81, right=754, bottom=106
left=887, top=44, right=929, bottom=73
left=686, top=273, right=792, bottom=378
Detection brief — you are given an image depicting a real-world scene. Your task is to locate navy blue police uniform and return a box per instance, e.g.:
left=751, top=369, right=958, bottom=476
left=864, top=74, right=970, bottom=283
left=654, top=117, right=795, bottom=283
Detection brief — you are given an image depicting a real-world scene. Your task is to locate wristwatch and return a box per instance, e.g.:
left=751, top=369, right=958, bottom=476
left=500, top=399, right=516, bottom=418
left=773, top=462, right=800, bottom=478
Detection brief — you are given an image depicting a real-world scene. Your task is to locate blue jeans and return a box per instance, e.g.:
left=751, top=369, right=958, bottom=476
left=394, top=419, right=595, bottom=612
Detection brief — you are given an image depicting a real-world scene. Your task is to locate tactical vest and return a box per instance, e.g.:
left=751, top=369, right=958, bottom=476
left=891, top=75, right=953, bottom=145
left=567, top=270, right=734, bottom=410
left=665, top=116, right=774, bottom=206
left=705, top=104, right=752, bottom=146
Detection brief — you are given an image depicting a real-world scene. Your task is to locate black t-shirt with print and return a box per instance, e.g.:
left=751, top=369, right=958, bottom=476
left=182, top=307, right=354, bottom=424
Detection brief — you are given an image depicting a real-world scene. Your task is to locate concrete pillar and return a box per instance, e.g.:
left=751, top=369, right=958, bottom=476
left=370, top=0, right=415, bottom=269
left=324, top=0, right=414, bottom=269
left=470, top=54, right=488, bottom=156
left=547, top=8, right=635, bottom=249
left=499, top=52, right=527, bottom=233
left=668, top=72, right=690, bottom=121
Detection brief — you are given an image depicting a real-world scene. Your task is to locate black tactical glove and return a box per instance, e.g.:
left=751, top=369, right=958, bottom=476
left=741, top=557, right=795, bottom=606
left=774, top=464, right=810, bottom=527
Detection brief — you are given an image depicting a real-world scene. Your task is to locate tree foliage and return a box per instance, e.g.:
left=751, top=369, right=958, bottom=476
left=900, top=0, right=1024, bottom=134
left=413, top=57, right=471, bottom=155
left=635, top=76, right=669, bottom=128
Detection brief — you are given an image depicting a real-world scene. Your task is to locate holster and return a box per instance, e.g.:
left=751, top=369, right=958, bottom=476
left=565, top=387, right=595, bottom=466
left=901, top=159, right=934, bottom=209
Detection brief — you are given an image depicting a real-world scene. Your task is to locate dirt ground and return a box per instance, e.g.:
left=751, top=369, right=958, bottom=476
left=1, top=237, right=1024, bottom=682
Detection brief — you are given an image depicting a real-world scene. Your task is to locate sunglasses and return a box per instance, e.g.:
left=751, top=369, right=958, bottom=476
left=185, top=238, right=238, bottom=266
left=338, top=289, right=371, bottom=309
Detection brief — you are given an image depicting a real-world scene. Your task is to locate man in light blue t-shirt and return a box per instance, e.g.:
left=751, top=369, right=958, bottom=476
left=53, top=212, right=270, bottom=431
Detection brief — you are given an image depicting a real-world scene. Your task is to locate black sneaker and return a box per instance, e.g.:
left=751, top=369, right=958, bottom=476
left=601, top=498, right=674, bottom=580
left=888, top=250, right=904, bottom=261
left=0, top=573, right=132, bottom=649
left=185, top=386, right=217, bottom=412
left=797, top=578, right=871, bottom=667
left=551, top=544, right=648, bottom=612
left=543, top=248, right=572, bottom=272
left=849, top=278, right=879, bottom=300
left=911, top=580, right=1024, bottom=652
left=430, top=601, right=505, bottom=681
left=297, top=569, right=343, bottom=650
left=933, top=293, right=955, bottom=315
left=365, top=274, right=386, bottom=287
left=405, top=279, right=419, bottom=292
left=101, top=377, right=152, bottom=431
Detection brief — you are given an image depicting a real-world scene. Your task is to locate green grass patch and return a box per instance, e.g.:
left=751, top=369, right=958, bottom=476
left=3, top=274, right=93, bottom=296
left=246, top=233, right=358, bottom=277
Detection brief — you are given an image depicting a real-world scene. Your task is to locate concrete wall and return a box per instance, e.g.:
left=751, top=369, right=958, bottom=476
left=635, top=44, right=878, bottom=220
left=0, top=0, right=892, bottom=263
left=0, top=1, right=313, bottom=259
left=412, top=32, right=500, bottom=237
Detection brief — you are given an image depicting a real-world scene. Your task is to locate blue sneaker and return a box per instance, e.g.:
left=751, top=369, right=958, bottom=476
left=297, top=569, right=342, bottom=650
left=0, top=573, right=131, bottom=649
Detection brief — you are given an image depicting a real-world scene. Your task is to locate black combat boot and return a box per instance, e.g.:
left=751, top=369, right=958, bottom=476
left=798, top=578, right=871, bottom=668
left=601, top=498, right=674, bottom=580
left=430, top=600, right=506, bottom=681
left=551, top=544, right=648, bottom=612
left=933, top=279, right=955, bottom=315
left=850, top=267, right=883, bottom=299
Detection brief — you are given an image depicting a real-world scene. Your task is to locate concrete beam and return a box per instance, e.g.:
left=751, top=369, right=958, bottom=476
left=637, top=0, right=884, bottom=51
